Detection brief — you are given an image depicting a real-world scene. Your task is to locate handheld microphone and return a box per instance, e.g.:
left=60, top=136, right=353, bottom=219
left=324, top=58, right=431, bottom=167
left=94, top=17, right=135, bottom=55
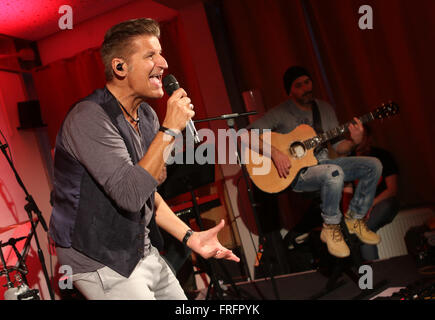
left=163, top=74, right=201, bottom=144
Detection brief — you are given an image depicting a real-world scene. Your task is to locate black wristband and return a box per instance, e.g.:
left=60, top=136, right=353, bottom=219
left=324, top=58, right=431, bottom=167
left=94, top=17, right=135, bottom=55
left=159, top=126, right=178, bottom=137
left=182, top=229, right=194, bottom=246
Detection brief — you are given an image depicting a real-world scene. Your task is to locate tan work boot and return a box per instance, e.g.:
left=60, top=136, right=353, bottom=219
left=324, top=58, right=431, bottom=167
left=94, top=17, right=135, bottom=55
left=320, top=224, right=350, bottom=258
left=345, top=214, right=381, bottom=245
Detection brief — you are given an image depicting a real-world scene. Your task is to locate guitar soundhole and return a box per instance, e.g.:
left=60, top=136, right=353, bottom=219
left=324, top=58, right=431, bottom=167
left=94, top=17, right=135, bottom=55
left=289, top=141, right=306, bottom=159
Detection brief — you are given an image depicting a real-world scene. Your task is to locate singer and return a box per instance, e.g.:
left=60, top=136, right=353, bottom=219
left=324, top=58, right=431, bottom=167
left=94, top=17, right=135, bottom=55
left=48, top=18, right=239, bottom=300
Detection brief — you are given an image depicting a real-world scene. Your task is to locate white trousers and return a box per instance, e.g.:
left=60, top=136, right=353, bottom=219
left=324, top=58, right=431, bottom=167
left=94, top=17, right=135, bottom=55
left=72, top=246, right=187, bottom=300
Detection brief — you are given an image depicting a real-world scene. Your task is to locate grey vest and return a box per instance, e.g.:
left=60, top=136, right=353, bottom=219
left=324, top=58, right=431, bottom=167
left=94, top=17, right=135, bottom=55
left=49, top=87, right=163, bottom=277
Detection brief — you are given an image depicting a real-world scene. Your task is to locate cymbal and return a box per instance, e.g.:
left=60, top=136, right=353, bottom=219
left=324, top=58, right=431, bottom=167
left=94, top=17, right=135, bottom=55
left=0, top=217, right=38, bottom=235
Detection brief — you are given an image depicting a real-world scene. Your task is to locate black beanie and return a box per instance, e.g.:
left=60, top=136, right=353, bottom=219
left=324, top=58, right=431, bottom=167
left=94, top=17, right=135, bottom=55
left=283, top=66, right=311, bottom=95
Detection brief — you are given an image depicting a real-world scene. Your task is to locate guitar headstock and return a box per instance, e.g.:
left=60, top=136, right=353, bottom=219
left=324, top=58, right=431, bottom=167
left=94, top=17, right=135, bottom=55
left=372, top=101, right=399, bottom=120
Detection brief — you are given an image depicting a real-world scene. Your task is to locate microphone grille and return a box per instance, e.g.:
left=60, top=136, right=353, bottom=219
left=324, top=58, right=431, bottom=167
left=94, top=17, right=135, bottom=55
left=163, top=74, right=179, bottom=96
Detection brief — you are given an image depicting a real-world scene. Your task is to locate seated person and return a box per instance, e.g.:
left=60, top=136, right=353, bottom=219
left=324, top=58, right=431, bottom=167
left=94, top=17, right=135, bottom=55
left=246, top=66, right=382, bottom=259
left=342, top=124, right=399, bottom=261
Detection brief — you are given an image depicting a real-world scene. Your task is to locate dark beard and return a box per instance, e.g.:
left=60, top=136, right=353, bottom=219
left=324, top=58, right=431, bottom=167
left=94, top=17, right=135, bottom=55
left=296, top=91, right=314, bottom=106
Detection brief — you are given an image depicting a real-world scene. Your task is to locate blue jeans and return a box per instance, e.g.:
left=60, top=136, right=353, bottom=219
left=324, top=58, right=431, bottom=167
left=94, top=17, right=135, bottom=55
left=360, top=196, right=400, bottom=261
left=292, top=156, right=382, bottom=225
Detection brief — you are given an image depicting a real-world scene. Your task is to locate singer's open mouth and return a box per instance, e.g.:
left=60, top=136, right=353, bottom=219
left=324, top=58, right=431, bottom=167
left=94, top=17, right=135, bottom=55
left=149, top=73, right=163, bottom=89
left=149, top=74, right=162, bottom=80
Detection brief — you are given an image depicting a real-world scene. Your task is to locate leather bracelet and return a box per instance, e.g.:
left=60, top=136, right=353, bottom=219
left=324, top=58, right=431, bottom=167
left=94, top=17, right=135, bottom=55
left=182, top=229, right=194, bottom=246
left=159, top=126, right=178, bottom=137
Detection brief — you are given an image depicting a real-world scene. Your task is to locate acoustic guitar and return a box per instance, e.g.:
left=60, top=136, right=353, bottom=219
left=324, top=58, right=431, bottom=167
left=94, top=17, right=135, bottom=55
left=244, top=102, right=399, bottom=193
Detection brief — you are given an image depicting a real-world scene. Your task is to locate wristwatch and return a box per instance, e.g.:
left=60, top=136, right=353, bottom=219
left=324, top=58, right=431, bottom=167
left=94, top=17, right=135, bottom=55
left=182, top=229, right=194, bottom=246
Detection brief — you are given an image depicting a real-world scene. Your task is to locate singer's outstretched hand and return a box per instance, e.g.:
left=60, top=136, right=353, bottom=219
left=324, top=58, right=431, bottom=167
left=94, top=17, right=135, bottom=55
left=186, top=219, right=240, bottom=263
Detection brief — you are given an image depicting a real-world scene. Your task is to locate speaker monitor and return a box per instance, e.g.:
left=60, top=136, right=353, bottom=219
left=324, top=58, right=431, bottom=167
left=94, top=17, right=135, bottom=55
left=17, top=100, right=46, bottom=129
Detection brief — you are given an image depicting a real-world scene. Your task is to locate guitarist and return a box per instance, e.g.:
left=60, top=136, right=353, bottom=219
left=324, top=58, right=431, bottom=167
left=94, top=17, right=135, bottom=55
left=247, top=66, right=382, bottom=258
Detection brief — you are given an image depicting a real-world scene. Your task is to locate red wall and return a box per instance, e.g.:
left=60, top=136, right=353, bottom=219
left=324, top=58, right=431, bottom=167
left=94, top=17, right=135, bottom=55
left=0, top=71, right=53, bottom=300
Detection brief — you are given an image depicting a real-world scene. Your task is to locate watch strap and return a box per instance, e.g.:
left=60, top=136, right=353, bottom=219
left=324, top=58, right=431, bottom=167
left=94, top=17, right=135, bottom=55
left=182, top=229, right=194, bottom=246
left=159, top=126, right=178, bottom=137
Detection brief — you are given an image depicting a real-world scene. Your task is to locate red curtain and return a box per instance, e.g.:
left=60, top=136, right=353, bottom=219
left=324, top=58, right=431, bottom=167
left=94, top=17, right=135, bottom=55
left=32, top=16, right=207, bottom=148
left=221, top=0, right=330, bottom=108
left=32, top=48, right=106, bottom=147
left=305, top=0, right=435, bottom=208
left=222, top=0, right=435, bottom=230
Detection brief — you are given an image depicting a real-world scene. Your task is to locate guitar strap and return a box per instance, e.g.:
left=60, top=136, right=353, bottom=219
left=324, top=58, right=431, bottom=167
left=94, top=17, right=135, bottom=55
left=312, top=101, right=327, bottom=154
left=311, top=101, right=323, bottom=134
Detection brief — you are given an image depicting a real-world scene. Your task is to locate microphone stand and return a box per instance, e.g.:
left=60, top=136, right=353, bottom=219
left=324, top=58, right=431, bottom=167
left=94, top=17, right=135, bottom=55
left=193, top=111, right=258, bottom=124
left=0, top=141, right=55, bottom=300
left=1, top=236, right=41, bottom=300
left=195, top=112, right=280, bottom=299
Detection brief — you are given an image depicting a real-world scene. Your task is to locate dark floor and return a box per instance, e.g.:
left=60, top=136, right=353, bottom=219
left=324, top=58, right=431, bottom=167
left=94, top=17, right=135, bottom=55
left=205, top=254, right=433, bottom=300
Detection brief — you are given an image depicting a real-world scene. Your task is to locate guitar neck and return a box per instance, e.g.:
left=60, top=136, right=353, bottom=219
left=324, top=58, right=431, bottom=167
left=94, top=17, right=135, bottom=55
left=303, top=112, right=375, bottom=150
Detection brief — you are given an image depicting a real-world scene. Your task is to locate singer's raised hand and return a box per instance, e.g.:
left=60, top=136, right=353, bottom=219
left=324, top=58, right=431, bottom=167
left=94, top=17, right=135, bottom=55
left=162, top=87, right=194, bottom=132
